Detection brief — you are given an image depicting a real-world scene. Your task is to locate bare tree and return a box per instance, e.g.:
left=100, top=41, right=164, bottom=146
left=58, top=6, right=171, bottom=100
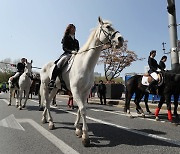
left=99, top=40, right=144, bottom=81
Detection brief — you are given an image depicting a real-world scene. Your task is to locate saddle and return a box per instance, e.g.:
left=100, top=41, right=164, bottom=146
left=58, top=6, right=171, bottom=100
left=54, top=54, right=75, bottom=91
left=141, top=72, right=163, bottom=86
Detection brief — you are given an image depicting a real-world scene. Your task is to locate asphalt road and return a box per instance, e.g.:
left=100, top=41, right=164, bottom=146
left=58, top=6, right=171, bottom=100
left=0, top=92, right=180, bottom=154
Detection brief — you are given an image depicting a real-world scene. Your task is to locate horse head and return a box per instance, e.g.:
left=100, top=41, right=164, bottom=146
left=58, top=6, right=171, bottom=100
left=97, top=17, right=124, bottom=49
left=24, top=60, right=33, bottom=76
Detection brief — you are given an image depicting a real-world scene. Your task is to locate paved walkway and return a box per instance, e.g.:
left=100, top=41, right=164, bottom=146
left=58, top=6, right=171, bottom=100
left=57, top=93, right=180, bottom=112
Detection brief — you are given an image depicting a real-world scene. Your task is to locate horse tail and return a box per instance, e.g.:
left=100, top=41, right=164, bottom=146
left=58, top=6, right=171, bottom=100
left=39, top=82, right=44, bottom=107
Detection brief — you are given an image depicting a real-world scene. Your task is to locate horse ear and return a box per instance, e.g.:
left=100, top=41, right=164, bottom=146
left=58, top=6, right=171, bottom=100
left=98, top=16, right=104, bottom=25
left=31, top=60, right=33, bottom=63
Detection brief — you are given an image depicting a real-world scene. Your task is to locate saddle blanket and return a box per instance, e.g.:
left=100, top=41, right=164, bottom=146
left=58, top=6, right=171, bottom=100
left=141, top=76, right=149, bottom=86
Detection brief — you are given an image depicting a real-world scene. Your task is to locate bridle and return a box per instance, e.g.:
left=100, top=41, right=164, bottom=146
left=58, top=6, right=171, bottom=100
left=24, top=63, right=32, bottom=78
left=98, top=25, right=120, bottom=46
left=76, top=25, right=121, bottom=54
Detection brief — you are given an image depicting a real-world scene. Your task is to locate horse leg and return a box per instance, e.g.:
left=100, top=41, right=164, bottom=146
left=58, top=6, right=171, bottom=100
left=45, top=87, right=58, bottom=129
left=8, top=88, right=13, bottom=106
left=40, top=83, right=48, bottom=124
left=165, top=95, right=172, bottom=122
left=134, top=93, right=145, bottom=118
left=173, top=94, right=179, bottom=119
left=42, top=107, right=47, bottom=123
left=155, top=96, right=164, bottom=121
left=15, top=90, right=19, bottom=108
left=18, top=89, right=23, bottom=110
left=22, top=88, right=30, bottom=108
left=144, top=93, right=152, bottom=114
left=39, top=83, right=44, bottom=111
left=74, top=109, right=82, bottom=137
left=124, top=90, right=133, bottom=118
left=73, top=90, right=90, bottom=147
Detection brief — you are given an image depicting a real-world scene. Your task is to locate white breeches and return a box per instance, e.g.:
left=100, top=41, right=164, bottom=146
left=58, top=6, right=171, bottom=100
left=56, top=55, right=67, bottom=68
left=150, top=72, right=158, bottom=81
left=13, top=72, right=21, bottom=78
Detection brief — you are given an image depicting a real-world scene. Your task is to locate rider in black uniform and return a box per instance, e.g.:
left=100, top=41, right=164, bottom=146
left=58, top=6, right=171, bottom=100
left=146, top=50, right=161, bottom=93
left=11, top=58, right=26, bottom=88
left=49, top=24, right=79, bottom=89
left=159, top=55, right=167, bottom=71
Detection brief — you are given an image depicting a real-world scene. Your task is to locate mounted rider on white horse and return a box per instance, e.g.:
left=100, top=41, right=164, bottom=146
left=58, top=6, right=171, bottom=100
left=8, top=59, right=33, bottom=110
left=40, top=17, right=124, bottom=146
left=10, top=58, right=26, bottom=88
left=48, top=24, right=79, bottom=89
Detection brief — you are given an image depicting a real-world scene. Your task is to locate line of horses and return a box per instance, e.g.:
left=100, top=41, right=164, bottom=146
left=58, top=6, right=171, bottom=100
left=125, top=70, right=180, bottom=123
left=7, top=17, right=179, bottom=147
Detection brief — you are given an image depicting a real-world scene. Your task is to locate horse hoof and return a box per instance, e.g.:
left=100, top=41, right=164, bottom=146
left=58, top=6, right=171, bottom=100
left=8, top=103, right=11, bottom=106
left=49, top=124, right=55, bottom=130
left=16, top=105, right=18, bottom=108
left=39, top=107, right=44, bottom=111
left=42, top=118, right=47, bottom=124
left=142, top=114, right=145, bottom=118
left=155, top=116, right=159, bottom=121
left=22, top=105, right=25, bottom=108
left=75, top=129, right=82, bottom=138
left=148, top=111, right=153, bottom=115
left=82, top=138, right=90, bottom=147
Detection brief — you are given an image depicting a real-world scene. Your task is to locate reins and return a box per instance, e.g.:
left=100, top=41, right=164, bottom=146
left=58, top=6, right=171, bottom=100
left=73, top=26, right=120, bottom=55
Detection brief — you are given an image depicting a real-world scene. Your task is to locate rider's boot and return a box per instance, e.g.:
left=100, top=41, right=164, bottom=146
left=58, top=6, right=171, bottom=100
left=145, top=79, right=157, bottom=93
left=48, top=65, right=59, bottom=89
left=10, top=77, right=16, bottom=88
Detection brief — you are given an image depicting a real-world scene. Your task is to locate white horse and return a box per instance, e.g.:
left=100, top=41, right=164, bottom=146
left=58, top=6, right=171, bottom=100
left=40, top=17, right=124, bottom=146
left=8, top=60, right=33, bottom=110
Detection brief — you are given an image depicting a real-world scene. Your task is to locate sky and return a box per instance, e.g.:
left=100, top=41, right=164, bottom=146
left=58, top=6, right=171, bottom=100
left=0, top=0, right=180, bottom=79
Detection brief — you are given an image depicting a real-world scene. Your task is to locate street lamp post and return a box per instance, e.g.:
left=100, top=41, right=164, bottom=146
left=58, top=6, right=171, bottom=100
left=167, top=0, right=179, bottom=70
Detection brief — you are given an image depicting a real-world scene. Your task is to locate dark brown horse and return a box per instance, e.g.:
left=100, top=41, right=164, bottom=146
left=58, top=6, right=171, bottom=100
left=124, top=71, right=180, bottom=122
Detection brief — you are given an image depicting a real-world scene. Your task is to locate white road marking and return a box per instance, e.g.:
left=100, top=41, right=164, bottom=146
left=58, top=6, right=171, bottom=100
left=0, top=114, right=25, bottom=131
left=3, top=99, right=180, bottom=147
left=1, top=99, right=79, bottom=154
left=50, top=103, right=180, bottom=147
left=3, top=99, right=10, bottom=105
left=17, top=118, right=79, bottom=154
left=90, top=108, right=167, bottom=123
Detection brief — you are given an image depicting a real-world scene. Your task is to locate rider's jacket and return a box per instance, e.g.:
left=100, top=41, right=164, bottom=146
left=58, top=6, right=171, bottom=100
left=61, top=35, right=79, bottom=54
left=159, top=60, right=166, bottom=71
left=17, top=62, right=25, bottom=73
left=148, top=56, right=160, bottom=74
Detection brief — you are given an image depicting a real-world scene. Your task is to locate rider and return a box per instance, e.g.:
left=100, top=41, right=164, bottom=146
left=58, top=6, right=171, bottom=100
left=146, top=50, right=161, bottom=93
left=48, top=24, right=79, bottom=89
left=159, top=55, right=167, bottom=71
left=10, top=58, right=27, bottom=88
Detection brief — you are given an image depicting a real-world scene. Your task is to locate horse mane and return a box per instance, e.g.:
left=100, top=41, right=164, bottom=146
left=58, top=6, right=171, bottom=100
left=80, top=28, right=97, bottom=52
left=80, top=20, right=112, bottom=52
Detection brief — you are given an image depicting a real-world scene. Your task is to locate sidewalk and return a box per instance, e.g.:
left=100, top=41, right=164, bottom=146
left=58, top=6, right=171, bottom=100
left=57, top=94, right=179, bottom=111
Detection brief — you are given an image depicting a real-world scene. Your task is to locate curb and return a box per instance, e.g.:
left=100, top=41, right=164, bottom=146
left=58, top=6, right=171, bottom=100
left=56, top=94, right=180, bottom=112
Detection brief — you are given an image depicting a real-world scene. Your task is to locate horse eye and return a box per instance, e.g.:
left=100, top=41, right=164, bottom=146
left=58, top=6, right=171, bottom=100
left=106, top=25, right=111, bottom=29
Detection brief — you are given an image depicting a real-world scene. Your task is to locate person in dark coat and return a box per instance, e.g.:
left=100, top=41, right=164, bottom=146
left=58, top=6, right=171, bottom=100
left=10, top=58, right=26, bottom=88
left=49, top=24, right=79, bottom=88
left=146, top=50, right=161, bottom=93
left=159, top=56, right=167, bottom=71
left=98, top=80, right=106, bottom=105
